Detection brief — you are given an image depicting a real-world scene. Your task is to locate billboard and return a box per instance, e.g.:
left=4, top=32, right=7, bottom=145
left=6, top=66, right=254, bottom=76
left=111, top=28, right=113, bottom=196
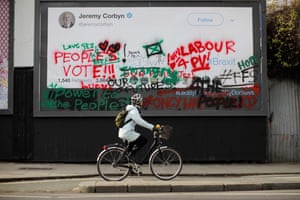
left=36, top=1, right=266, bottom=116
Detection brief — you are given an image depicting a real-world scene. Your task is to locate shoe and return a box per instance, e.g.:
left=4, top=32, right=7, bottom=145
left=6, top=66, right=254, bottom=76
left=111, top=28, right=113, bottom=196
left=129, top=163, right=142, bottom=176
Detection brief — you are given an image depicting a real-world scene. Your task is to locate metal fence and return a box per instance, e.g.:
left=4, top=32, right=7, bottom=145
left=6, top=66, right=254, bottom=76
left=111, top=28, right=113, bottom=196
left=268, top=79, right=300, bottom=162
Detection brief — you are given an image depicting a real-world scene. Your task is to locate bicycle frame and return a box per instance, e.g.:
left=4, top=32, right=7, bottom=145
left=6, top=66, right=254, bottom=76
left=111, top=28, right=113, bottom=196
left=109, top=131, right=165, bottom=167
left=140, top=132, right=165, bottom=163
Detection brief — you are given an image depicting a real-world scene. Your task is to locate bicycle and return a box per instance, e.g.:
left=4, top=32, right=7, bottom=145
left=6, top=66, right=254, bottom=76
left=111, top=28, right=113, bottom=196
left=96, top=125, right=182, bottom=181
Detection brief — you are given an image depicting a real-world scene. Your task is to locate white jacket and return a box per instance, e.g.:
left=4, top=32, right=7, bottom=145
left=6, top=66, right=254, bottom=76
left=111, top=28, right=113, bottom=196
left=118, top=105, right=154, bottom=142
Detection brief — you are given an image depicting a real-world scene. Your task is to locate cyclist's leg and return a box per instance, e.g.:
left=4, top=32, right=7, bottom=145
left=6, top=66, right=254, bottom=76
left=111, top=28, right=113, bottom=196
left=128, top=134, right=147, bottom=158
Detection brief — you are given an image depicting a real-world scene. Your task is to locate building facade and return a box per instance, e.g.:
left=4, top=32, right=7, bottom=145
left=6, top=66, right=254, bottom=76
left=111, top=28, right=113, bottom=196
left=0, top=0, right=272, bottom=162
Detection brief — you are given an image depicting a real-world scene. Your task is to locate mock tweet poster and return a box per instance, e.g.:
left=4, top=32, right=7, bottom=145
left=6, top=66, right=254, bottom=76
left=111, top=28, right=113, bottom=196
left=0, top=0, right=10, bottom=111
left=43, top=7, right=262, bottom=114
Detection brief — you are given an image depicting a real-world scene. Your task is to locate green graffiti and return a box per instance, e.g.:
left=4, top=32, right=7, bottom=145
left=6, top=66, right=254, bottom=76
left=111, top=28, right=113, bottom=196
left=41, top=84, right=131, bottom=111
left=62, top=42, right=95, bottom=50
left=120, top=66, right=180, bottom=87
left=142, top=40, right=165, bottom=57
left=237, top=55, right=260, bottom=71
left=161, top=68, right=180, bottom=86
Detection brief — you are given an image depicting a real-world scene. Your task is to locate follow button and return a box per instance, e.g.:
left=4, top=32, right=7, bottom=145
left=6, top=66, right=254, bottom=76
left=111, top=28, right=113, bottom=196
left=187, top=13, right=224, bottom=26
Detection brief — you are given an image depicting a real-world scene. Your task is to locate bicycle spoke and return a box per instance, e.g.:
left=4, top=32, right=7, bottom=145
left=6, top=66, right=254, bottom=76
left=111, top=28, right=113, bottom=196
left=102, top=156, right=112, bottom=163
left=165, top=152, right=177, bottom=163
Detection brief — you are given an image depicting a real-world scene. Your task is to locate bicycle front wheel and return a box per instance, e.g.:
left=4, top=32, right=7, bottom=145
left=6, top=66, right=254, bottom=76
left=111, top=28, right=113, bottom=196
left=97, top=147, right=130, bottom=181
left=149, top=147, right=182, bottom=181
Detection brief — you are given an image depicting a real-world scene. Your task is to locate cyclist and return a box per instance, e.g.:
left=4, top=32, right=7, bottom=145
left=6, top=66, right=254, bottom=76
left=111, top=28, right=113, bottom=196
left=118, top=93, right=159, bottom=161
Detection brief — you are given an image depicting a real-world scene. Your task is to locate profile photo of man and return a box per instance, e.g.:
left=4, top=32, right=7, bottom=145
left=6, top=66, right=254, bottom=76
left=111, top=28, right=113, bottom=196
left=59, top=11, right=75, bottom=28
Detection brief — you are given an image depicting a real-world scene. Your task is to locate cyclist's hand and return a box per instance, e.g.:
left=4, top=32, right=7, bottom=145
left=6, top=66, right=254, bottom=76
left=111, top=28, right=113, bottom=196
left=153, top=124, right=161, bottom=132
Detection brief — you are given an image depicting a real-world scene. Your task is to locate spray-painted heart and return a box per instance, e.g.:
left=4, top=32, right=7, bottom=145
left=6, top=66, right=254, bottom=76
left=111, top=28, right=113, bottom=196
left=98, top=40, right=109, bottom=51
left=108, top=43, right=121, bottom=53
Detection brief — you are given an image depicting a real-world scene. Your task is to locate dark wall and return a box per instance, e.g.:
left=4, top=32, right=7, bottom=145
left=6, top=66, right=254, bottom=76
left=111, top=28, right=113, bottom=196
left=1, top=68, right=267, bottom=162
left=0, top=68, right=33, bottom=160
left=32, top=116, right=267, bottom=162
left=0, top=115, right=13, bottom=160
left=13, top=68, right=34, bottom=160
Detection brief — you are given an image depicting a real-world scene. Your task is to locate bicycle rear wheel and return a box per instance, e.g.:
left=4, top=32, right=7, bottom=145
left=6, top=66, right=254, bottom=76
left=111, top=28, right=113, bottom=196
left=149, top=147, right=182, bottom=180
left=97, top=147, right=130, bottom=181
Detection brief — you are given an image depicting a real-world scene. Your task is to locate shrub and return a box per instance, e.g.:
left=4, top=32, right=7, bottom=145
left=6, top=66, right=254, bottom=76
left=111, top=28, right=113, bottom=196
left=267, top=2, right=300, bottom=80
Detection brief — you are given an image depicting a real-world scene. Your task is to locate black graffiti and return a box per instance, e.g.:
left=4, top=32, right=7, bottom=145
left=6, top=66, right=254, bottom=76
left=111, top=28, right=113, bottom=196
left=197, top=94, right=242, bottom=110
left=189, top=76, right=222, bottom=95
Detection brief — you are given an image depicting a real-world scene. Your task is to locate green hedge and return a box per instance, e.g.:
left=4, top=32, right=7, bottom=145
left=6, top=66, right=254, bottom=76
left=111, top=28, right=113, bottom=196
left=267, top=3, right=300, bottom=80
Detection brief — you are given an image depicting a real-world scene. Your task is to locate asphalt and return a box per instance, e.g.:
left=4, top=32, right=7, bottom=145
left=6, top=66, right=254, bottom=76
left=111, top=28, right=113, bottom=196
left=1, top=162, right=300, bottom=193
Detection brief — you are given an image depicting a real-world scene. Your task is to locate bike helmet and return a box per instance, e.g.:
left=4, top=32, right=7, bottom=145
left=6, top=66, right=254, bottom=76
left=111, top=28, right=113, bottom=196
left=131, top=93, right=143, bottom=107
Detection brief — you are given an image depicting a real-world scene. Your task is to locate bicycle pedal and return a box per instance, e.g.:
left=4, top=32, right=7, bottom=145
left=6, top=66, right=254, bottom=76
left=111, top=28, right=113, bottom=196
left=130, top=164, right=142, bottom=175
left=130, top=170, right=142, bottom=176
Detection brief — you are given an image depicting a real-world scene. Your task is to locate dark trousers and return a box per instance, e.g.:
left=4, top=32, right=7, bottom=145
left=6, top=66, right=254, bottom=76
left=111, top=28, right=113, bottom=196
left=128, top=135, right=147, bottom=156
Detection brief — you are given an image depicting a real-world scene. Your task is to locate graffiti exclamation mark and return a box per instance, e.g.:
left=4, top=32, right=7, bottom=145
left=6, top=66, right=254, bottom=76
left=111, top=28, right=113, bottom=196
left=111, top=65, right=116, bottom=79
left=122, top=44, right=127, bottom=63
left=102, top=65, right=106, bottom=79
left=106, top=64, right=115, bottom=79
left=206, top=52, right=211, bottom=69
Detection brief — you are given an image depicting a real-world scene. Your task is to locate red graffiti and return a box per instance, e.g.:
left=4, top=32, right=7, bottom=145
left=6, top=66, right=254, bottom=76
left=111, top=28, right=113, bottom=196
left=62, top=64, right=116, bottom=79
left=190, top=52, right=211, bottom=72
left=144, top=95, right=183, bottom=110
left=93, top=64, right=115, bottom=79
left=54, top=49, right=94, bottom=64
left=241, top=85, right=260, bottom=109
left=80, top=81, right=110, bottom=89
left=54, top=46, right=117, bottom=81
left=63, top=64, right=93, bottom=77
left=168, top=39, right=236, bottom=72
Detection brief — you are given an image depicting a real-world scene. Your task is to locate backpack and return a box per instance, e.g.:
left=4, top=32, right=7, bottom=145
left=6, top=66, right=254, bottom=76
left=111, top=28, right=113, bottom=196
left=115, top=109, right=132, bottom=128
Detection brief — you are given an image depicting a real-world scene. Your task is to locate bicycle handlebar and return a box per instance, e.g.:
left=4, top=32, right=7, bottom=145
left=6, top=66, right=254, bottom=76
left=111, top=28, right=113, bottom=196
left=153, top=124, right=173, bottom=140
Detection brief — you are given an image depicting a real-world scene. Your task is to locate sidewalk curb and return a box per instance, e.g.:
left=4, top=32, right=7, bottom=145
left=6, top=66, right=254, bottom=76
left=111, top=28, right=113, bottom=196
left=77, top=182, right=300, bottom=193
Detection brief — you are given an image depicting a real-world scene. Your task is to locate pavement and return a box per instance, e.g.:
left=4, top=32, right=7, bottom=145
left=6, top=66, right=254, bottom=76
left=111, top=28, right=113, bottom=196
left=1, top=162, right=300, bottom=193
